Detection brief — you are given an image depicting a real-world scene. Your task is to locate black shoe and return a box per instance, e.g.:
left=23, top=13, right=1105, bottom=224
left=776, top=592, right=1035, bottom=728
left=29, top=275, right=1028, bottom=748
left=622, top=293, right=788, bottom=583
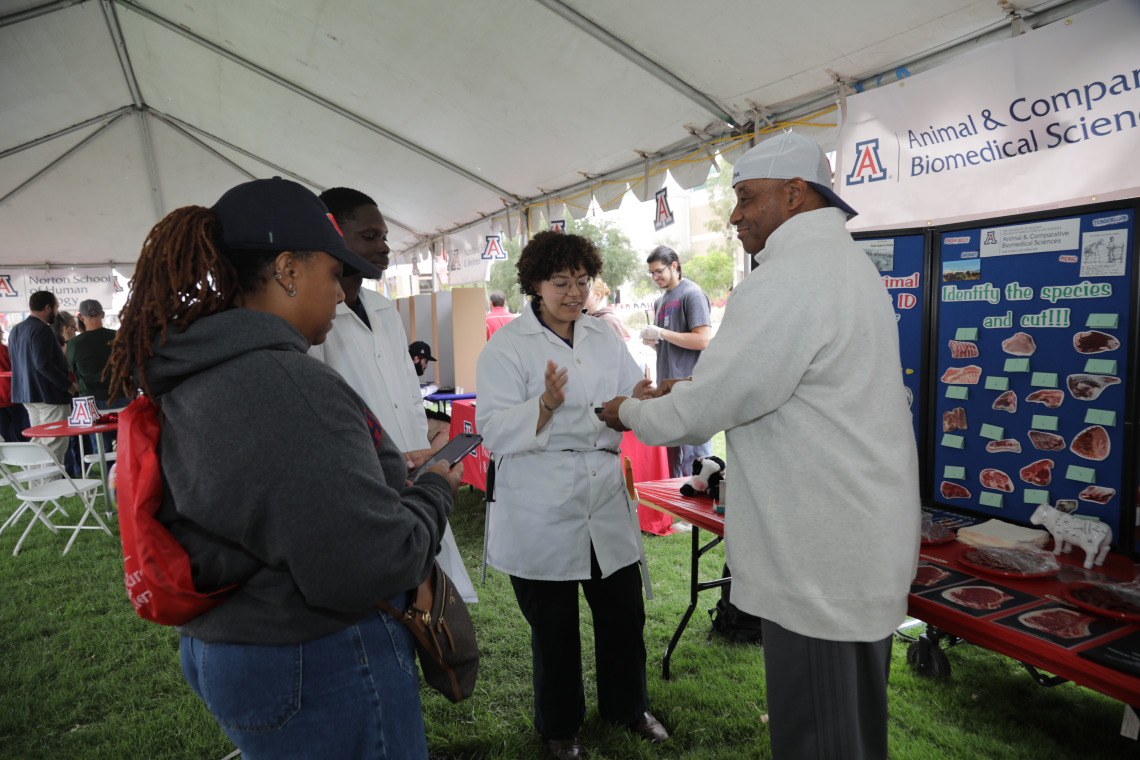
left=546, top=737, right=584, bottom=759
left=629, top=711, right=669, bottom=743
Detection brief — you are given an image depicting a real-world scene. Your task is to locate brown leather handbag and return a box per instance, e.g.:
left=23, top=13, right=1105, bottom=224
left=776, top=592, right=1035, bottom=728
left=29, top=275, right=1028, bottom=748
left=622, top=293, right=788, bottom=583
left=377, top=560, right=480, bottom=702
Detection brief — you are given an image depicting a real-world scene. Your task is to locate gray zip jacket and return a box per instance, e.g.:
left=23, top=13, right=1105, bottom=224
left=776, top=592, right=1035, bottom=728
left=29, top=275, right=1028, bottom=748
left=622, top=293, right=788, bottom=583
left=146, top=308, right=452, bottom=644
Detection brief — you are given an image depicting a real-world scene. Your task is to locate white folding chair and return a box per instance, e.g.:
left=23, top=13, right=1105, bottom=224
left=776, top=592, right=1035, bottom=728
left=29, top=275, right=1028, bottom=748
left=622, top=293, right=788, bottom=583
left=0, top=442, right=108, bottom=555
left=78, top=433, right=117, bottom=479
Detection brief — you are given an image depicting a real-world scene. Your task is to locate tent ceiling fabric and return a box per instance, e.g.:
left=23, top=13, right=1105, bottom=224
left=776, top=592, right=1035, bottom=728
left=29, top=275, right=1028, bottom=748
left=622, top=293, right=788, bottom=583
left=0, top=0, right=1101, bottom=267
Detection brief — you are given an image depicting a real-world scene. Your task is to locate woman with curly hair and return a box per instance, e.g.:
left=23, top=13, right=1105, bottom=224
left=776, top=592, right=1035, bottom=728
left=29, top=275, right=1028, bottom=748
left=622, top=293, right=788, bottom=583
left=106, top=178, right=461, bottom=759
left=476, top=230, right=665, bottom=759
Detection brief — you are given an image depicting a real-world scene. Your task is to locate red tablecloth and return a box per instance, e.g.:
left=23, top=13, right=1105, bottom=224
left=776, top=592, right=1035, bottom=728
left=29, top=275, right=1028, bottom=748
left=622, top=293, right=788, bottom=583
left=635, top=478, right=724, bottom=535
left=912, top=540, right=1140, bottom=706
left=447, top=400, right=673, bottom=533
left=24, top=420, right=119, bottom=438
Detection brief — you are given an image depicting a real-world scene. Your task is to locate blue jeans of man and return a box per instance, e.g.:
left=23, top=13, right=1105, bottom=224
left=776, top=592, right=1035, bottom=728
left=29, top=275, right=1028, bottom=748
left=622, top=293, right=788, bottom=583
left=180, top=598, right=427, bottom=760
left=667, top=439, right=714, bottom=479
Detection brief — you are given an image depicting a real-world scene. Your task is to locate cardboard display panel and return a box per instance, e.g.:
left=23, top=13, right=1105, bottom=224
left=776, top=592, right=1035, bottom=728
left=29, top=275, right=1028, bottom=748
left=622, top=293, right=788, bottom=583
left=929, top=203, right=1137, bottom=544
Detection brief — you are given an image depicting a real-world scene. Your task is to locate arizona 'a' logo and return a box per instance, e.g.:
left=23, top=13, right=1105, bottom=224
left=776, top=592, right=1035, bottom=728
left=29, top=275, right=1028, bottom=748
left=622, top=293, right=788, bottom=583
left=984, top=231, right=998, bottom=245
left=481, top=235, right=507, bottom=260
left=0, top=274, right=18, bottom=298
left=845, top=139, right=887, bottom=185
left=653, top=188, right=674, bottom=231
left=549, top=220, right=566, bottom=233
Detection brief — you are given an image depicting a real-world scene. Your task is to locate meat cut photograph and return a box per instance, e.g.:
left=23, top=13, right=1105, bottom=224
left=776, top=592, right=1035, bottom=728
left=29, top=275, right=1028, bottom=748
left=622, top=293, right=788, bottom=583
left=980, top=469, right=1014, bottom=492
left=943, top=585, right=1012, bottom=611
left=940, top=481, right=971, bottom=499
left=943, top=407, right=967, bottom=432
left=1028, top=430, right=1066, bottom=451
left=1078, top=485, right=1116, bottom=504
left=1001, top=332, right=1036, bottom=356
left=1018, top=608, right=1096, bottom=639
left=1067, top=374, right=1120, bottom=401
left=948, top=340, right=979, bottom=358
left=941, top=365, right=982, bottom=384
left=1070, top=425, right=1110, bottom=461
left=1026, top=389, right=1064, bottom=408
left=986, top=438, right=1021, bottom=453
left=1019, top=459, right=1054, bottom=487
left=992, top=390, right=1017, bottom=413
left=1073, top=330, right=1120, bottom=354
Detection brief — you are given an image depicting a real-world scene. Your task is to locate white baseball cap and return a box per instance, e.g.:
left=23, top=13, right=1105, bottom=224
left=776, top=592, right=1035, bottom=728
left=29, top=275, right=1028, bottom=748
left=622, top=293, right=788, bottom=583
left=732, top=132, right=857, bottom=218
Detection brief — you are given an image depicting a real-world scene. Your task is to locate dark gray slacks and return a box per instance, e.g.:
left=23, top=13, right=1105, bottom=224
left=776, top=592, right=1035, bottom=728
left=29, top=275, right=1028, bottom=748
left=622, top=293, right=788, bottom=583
left=762, top=619, right=893, bottom=760
left=510, top=548, right=650, bottom=741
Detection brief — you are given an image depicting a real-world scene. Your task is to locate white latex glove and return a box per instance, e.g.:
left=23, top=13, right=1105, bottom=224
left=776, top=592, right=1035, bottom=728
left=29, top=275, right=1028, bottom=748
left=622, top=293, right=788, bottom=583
left=640, top=324, right=662, bottom=341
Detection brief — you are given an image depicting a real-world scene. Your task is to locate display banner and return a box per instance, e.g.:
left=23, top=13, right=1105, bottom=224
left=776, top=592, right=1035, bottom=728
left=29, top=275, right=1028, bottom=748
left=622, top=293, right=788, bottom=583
left=930, top=203, right=1136, bottom=543
left=0, top=267, right=118, bottom=313
left=837, top=0, right=1140, bottom=230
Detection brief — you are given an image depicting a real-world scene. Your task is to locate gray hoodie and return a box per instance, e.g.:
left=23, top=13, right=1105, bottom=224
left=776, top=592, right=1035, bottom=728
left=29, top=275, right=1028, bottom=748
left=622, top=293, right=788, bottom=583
left=147, top=308, right=452, bottom=644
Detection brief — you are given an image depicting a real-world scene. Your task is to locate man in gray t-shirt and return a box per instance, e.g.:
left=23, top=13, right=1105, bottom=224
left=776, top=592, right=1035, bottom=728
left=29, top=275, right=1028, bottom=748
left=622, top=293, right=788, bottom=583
left=640, top=246, right=713, bottom=478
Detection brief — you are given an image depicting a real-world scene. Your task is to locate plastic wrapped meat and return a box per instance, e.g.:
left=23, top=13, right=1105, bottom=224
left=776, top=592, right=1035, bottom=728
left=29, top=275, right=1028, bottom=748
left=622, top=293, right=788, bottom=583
left=986, top=438, right=1021, bottom=453
left=1067, top=374, right=1120, bottom=401
left=1070, top=425, right=1110, bottom=461
left=921, top=513, right=954, bottom=543
left=962, top=546, right=1060, bottom=575
left=1019, top=459, right=1054, bottom=486
left=1001, top=332, right=1036, bottom=356
left=1026, top=389, right=1064, bottom=408
left=1073, top=330, right=1120, bottom=354
left=1028, top=430, right=1066, bottom=451
left=992, top=390, right=1017, bottom=413
left=1071, top=582, right=1140, bottom=616
left=943, top=407, right=967, bottom=432
left=980, top=468, right=1014, bottom=492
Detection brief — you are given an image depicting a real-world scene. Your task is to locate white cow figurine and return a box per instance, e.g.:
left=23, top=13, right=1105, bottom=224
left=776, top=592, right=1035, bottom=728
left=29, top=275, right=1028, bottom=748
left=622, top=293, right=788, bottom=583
left=1029, top=504, right=1112, bottom=569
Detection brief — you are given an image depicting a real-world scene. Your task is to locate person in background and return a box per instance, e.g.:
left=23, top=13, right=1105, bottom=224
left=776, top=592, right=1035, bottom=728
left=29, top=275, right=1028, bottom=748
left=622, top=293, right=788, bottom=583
left=53, top=310, right=78, bottom=346
left=66, top=300, right=123, bottom=411
left=310, top=187, right=474, bottom=602
left=601, top=132, right=920, bottom=760
left=408, top=340, right=435, bottom=378
left=0, top=326, right=30, bottom=443
left=485, top=290, right=516, bottom=339
left=8, top=291, right=77, bottom=466
left=106, top=177, right=461, bottom=760
left=640, top=246, right=712, bottom=478
left=584, top=279, right=629, bottom=342
left=477, top=231, right=665, bottom=760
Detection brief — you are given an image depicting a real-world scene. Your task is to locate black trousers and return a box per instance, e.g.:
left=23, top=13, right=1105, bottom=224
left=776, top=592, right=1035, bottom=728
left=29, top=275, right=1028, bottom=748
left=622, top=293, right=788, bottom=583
left=510, top=548, right=649, bottom=741
left=762, top=619, right=893, bottom=760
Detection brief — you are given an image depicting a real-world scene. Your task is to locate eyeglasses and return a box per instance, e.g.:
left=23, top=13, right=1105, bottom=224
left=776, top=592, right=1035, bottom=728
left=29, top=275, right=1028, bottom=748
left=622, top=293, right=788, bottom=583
left=646, top=267, right=670, bottom=278
left=546, top=276, right=592, bottom=295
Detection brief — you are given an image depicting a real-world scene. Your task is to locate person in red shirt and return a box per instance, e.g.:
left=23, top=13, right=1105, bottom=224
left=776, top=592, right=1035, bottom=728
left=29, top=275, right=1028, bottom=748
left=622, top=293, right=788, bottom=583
left=0, top=326, right=30, bottom=443
left=485, top=290, right=517, bottom=339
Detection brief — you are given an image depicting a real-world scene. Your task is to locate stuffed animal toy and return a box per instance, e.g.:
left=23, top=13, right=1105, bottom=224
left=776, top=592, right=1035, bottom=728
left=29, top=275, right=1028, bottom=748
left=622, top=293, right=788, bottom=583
left=680, top=456, right=726, bottom=503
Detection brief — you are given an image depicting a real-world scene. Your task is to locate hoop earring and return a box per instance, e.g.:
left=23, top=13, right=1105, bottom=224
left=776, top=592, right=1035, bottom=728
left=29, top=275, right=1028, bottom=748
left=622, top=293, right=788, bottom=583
left=274, top=269, right=283, bottom=281
left=287, top=284, right=297, bottom=297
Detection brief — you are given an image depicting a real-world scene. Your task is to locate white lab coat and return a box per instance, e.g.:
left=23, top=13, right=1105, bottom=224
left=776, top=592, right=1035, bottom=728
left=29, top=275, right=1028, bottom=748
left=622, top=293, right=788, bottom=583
left=311, top=287, right=477, bottom=602
left=476, top=303, right=645, bottom=581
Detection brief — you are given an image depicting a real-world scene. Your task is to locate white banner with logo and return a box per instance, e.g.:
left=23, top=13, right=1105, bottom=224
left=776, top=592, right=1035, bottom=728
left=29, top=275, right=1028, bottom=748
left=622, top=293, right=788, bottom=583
left=837, top=0, right=1140, bottom=230
left=447, top=243, right=492, bottom=287
left=0, top=267, right=119, bottom=313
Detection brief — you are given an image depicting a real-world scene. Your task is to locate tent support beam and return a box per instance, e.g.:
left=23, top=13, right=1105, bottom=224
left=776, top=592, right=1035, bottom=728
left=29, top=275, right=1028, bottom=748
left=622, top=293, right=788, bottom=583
left=0, top=105, right=133, bottom=160
left=148, top=111, right=257, bottom=182
left=147, top=108, right=426, bottom=239
left=101, top=0, right=163, bottom=220
left=532, top=0, right=736, bottom=127
left=0, top=112, right=129, bottom=206
left=114, top=0, right=515, bottom=200
left=0, top=0, right=90, bottom=29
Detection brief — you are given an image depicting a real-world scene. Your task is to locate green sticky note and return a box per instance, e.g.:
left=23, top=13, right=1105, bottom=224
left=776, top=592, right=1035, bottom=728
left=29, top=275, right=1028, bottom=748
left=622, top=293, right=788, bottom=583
left=1030, top=372, right=1058, bottom=388
left=944, top=466, right=966, bottom=479
left=955, top=327, right=979, bottom=341
left=941, top=433, right=965, bottom=449
left=985, top=376, right=1010, bottom=391
left=1086, top=313, right=1119, bottom=329
left=1031, top=415, right=1059, bottom=431
left=1065, top=465, right=1097, bottom=483
left=946, top=386, right=969, bottom=400
left=1084, top=358, right=1118, bottom=374
left=1004, top=358, right=1031, bottom=373
left=979, top=492, right=1005, bottom=508
left=1085, top=409, right=1117, bottom=426
left=979, top=423, right=1004, bottom=440
left=1024, top=489, right=1050, bottom=504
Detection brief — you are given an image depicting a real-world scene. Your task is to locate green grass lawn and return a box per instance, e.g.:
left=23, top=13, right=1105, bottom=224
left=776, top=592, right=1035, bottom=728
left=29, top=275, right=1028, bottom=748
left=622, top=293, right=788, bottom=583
left=2, top=447, right=1138, bottom=759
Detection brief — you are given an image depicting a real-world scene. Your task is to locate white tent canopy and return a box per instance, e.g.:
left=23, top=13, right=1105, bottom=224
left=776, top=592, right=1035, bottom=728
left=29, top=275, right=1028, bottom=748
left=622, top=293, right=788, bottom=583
left=0, top=0, right=1104, bottom=268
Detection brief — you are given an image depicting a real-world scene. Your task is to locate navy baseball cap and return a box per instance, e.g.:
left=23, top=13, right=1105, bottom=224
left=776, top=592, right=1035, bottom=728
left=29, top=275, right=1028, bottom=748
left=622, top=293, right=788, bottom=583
left=409, top=341, right=436, bottom=362
left=211, top=178, right=383, bottom=278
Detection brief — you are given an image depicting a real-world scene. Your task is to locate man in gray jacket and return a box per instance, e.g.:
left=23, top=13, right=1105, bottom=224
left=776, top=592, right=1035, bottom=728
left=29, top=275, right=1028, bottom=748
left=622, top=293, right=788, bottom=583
left=602, top=132, right=920, bottom=760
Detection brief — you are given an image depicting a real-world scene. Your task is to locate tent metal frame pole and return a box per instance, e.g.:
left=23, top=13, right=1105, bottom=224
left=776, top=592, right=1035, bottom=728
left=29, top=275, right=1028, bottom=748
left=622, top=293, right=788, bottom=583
left=148, top=112, right=257, bottom=182
left=113, top=0, right=515, bottom=200
left=0, top=112, right=129, bottom=206
left=0, top=0, right=90, bottom=29
left=0, top=106, right=133, bottom=160
left=146, top=108, right=426, bottom=239
left=101, top=0, right=163, bottom=220
left=533, top=0, right=736, bottom=127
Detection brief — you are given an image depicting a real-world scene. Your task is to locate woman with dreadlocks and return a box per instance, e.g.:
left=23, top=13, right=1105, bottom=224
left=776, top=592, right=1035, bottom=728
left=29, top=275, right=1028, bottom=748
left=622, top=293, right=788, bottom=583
left=107, top=178, right=461, bottom=760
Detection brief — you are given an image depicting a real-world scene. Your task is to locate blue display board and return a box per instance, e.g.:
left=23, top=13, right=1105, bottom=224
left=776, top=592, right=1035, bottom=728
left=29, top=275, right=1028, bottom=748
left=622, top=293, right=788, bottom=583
left=855, top=233, right=927, bottom=447
left=931, top=206, right=1135, bottom=541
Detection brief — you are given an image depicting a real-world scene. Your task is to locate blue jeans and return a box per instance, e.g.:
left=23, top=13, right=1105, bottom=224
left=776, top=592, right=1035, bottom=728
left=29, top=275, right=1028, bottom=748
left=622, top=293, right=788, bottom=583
left=180, top=600, right=427, bottom=760
left=667, top=440, right=714, bottom=479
